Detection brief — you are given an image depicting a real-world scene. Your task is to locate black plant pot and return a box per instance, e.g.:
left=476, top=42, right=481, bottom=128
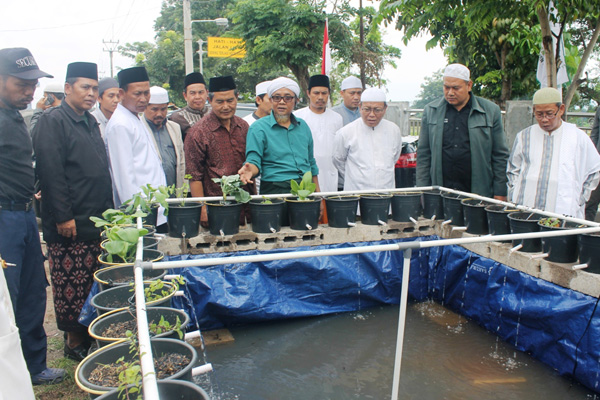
left=359, top=194, right=392, bottom=225
left=461, top=198, right=490, bottom=234
left=89, top=307, right=191, bottom=348
left=167, top=202, right=202, bottom=238
left=75, top=338, right=198, bottom=398
left=485, top=205, right=519, bottom=243
left=578, top=233, right=600, bottom=273
left=90, top=280, right=177, bottom=315
left=286, top=197, right=321, bottom=230
left=325, top=195, right=359, bottom=228
left=507, top=212, right=543, bottom=252
left=423, top=190, right=444, bottom=219
left=142, top=204, right=159, bottom=227
left=206, top=201, right=243, bottom=236
left=249, top=198, right=284, bottom=233
left=442, top=193, right=465, bottom=226
left=94, top=263, right=167, bottom=291
left=538, top=220, right=580, bottom=263
left=98, top=248, right=164, bottom=268
left=391, top=192, right=422, bottom=222
left=96, top=380, right=210, bottom=400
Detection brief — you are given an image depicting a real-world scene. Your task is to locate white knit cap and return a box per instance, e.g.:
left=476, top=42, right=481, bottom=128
left=341, top=76, right=362, bottom=91
left=267, top=77, right=300, bottom=97
left=360, top=87, right=386, bottom=102
left=149, top=86, right=169, bottom=104
left=532, top=87, right=562, bottom=105
left=44, top=82, right=64, bottom=93
left=444, top=63, right=471, bottom=81
left=255, top=80, right=271, bottom=96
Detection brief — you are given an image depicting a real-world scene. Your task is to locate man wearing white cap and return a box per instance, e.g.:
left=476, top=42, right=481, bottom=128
left=508, top=87, right=600, bottom=218
left=243, top=80, right=272, bottom=126
left=142, top=86, right=185, bottom=189
left=295, top=74, right=343, bottom=193
left=29, top=81, right=64, bottom=132
left=239, top=76, right=321, bottom=198
left=332, top=88, right=402, bottom=191
left=332, top=76, right=363, bottom=126
left=417, top=63, right=509, bottom=199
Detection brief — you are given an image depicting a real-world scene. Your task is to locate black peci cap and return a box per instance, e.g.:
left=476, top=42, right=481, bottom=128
left=0, top=47, right=53, bottom=80
left=66, top=62, right=98, bottom=81
left=117, top=66, right=149, bottom=88
left=209, top=75, right=236, bottom=92
left=184, top=72, right=206, bottom=89
left=308, top=74, right=330, bottom=90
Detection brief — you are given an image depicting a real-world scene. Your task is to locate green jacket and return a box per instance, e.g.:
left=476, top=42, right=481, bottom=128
left=416, top=95, right=509, bottom=197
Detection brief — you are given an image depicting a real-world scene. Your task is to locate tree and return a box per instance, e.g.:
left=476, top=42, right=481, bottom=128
left=411, top=70, right=444, bottom=109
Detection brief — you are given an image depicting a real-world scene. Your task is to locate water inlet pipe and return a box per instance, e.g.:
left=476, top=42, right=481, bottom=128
left=572, top=263, right=589, bottom=270
left=509, top=244, right=523, bottom=254
left=530, top=253, right=549, bottom=260
left=347, top=222, right=357, bottom=227
left=391, top=248, right=411, bottom=400
left=164, top=274, right=182, bottom=281
left=430, top=215, right=437, bottom=221
left=409, top=217, right=418, bottom=225
left=192, top=363, right=213, bottom=376
left=441, top=219, right=452, bottom=226
left=184, top=330, right=202, bottom=341
left=452, top=226, right=467, bottom=232
left=270, top=227, right=277, bottom=234
left=306, top=224, right=313, bottom=230
left=378, top=220, right=387, bottom=226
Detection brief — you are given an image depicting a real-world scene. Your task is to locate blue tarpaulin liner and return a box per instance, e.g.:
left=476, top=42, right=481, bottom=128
left=164, top=236, right=600, bottom=393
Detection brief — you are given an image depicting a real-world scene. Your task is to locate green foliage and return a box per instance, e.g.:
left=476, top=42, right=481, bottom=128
left=122, top=184, right=170, bottom=217
left=412, top=70, right=444, bottom=109
left=90, top=209, right=149, bottom=264
left=149, top=316, right=184, bottom=340
left=143, top=276, right=184, bottom=303
left=290, top=171, right=316, bottom=201
left=167, top=175, right=193, bottom=207
left=539, top=217, right=562, bottom=227
left=212, top=174, right=251, bottom=204
left=261, top=196, right=273, bottom=204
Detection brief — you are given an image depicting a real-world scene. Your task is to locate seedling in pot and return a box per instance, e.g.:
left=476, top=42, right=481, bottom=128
left=212, top=174, right=251, bottom=204
left=122, top=184, right=170, bottom=216
left=290, top=171, right=316, bottom=201
left=539, top=217, right=562, bottom=227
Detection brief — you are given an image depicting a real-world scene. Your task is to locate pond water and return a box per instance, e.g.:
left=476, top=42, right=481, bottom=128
left=199, top=301, right=597, bottom=400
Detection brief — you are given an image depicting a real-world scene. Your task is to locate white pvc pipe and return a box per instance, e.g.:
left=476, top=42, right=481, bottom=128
left=530, top=253, right=549, bottom=260
left=306, top=224, right=313, bottom=230
left=391, top=248, right=412, bottom=400
left=441, top=219, right=452, bottom=226
left=509, top=244, right=523, bottom=253
left=378, top=220, right=387, bottom=226
left=409, top=217, right=418, bottom=225
left=184, top=330, right=201, bottom=341
left=192, top=363, right=213, bottom=376
left=270, top=227, right=277, bottom=234
left=572, top=263, right=589, bottom=270
left=452, top=226, right=467, bottom=232
left=164, top=274, right=182, bottom=281
left=347, top=222, right=357, bottom=227
left=430, top=215, right=436, bottom=221
left=174, top=290, right=185, bottom=297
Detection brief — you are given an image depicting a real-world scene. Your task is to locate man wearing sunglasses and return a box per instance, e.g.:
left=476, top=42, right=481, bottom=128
left=507, top=87, right=600, bottom=218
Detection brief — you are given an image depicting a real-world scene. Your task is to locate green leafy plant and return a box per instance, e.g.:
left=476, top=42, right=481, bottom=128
left=103, top=226, right=149, bottom=264
left=149, top=315, right=184, bottom=340
left=141, top=276, right=185, bottom=303
left=168, top=174, right=193, bottom=206
left=122, top=184, right=170, bottom=216
left=117, top=331, right=142, bottom=400
left=212, top=174, right=251, bottom=204
left=539, top=217, right=562, bottom=228
left=90, top=208, right=147, bottom=231
left=261, top=196, right=273, bottom=204
left=290, top=171, right=316, bottom=201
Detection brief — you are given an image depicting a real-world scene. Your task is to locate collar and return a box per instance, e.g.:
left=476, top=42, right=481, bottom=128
left=145, top=117, right=166, bottom=130
left=0, top=107, right=24, bottom=122
left=266, top=111, right=300, bottom=128
left=184, top=105, right=207, bottom=115
left=205, top=110, right=239, bottom=132
left=61, top=99, right=95, bottom=127
left=342, top=103, right=360, bottom=114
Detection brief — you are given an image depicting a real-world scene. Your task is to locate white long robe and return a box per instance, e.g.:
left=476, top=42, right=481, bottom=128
left=332, top=118, right=402, bottom=192
left=105, top=104, right=167, bottom=224
left=294, top=107, right=343, bottom=193
left=507, top=121, right=600, bottom=218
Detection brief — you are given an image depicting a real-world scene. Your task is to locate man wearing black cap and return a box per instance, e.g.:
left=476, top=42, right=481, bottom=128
left=32, top=62, right=113, bottom=362
left=169, top=72, right=210, bottom=141
left=0, top=47, right=65, bottom=386
left=185, top=75, right=254, bottom=226
left=91, top=77, right=120, bottom=139
left=295, top=74, right=343, bottom=193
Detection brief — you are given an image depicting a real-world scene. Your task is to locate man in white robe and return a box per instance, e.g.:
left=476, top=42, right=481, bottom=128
left=332, top=88, right=403, bottom=192
left=105, top=66, right=167, bottom=224
left=295, top=74, right=343, bottom=193
left=507, top=87, right=600, bottom=218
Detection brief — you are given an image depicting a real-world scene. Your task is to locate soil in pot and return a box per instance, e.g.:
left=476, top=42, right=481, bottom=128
left=249, top=198, right=284, bottom=233
left=461, top=198, right=491, bottom=234
left=286, top=197, right=321, bottom=230
left=507, top=212, right=544, bottom=252
left=485, top=205, right=519, bottom=242
left=91, top=280, right=177, bottom=315
left=207, top=201, right=243, bottom=235
left=538, top=219, right=580, bottom=263
left=423, top=190, right=444, bottom=219
left=578, top=232, right=600, bottom=273
left=442, top=193, right=465, bottom=226
left=94, top=263, right=166, bottom=291
left=391, top=192, right=422, bottom=222
left=359, top=194, right=392, bottom=225
left=325, top=195, right=359, bottom=228
left=167, top=202, right=202, bottom=238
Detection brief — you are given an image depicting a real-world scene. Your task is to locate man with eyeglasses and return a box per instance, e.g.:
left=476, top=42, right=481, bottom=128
left=417, top=63, right=509, bottom=200
left=507, top=87, right=600, bottom=218
left=332, top=88, right=403, bottom=191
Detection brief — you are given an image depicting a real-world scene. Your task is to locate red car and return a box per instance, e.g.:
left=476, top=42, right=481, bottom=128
left=395, top=136, right=418, bottom=188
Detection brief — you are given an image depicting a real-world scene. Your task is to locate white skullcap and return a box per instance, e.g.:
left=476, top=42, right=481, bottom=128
left=149, top=86, right=169, bottom=104
left=255, top=80, right=271, bottom=97
left=444, top=63, right=470, bottom=81
left=532, top=87, right=562, bottom=105
left=44, top=82, right=64, bottom=93
left=341, top=76, right=362, bottom=91
left=360, top=87, right=386, bottom=102
left=267, top=77, right=300, bottom=97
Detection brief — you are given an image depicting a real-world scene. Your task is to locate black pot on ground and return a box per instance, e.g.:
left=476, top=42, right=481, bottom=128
left=75, top=338, right=198, bottom=398
left=507, top=212, right=544, bottom=252
left=538, top=219, right=580, bottom=263
left=442, top=193, right=465, bottom=226
left=206, top=201, right=243, bottom=236
left=391, top=192, right=422, bottom=222
left=94, top=264, right=167, bottom=291
left=167, top=202, right=202, bottom=238
left=96, top=380, right=210, bottom=400
left=88, top=307, right=191, bottom=348
left=359, top=194, right=392, bottom=225
left=578, top=233, right=600, bottom=273
left=90, top=280, right=177, bottom=315
left=249, top=198, right=284, bottom=233
left=286, top=197, right=321, bottom=230
left=423, top=190, right=444, bottom=219
left=461, top=198, right=491, bottom=234
left=325, top=195, right=359, bottom=228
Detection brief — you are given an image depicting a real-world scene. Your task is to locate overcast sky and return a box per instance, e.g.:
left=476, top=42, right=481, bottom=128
left=0, top=0, right=447, bottom=104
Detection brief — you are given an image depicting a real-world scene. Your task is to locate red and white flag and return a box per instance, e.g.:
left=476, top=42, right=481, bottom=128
left=321, top=18, right=331, bottom=75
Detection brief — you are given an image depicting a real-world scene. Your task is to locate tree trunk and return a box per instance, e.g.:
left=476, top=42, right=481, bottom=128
left=536, top=4, right=557, bottom=88
left=499, top=44, right=511, bottom=109
left=288, top=64, right=310, bottom=104
left=564, top=17, right=600, bottom=110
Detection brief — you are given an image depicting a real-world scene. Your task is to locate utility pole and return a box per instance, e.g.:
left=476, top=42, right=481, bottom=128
left=103, top=39, right=119, bottom=78
left=183, top=0, right=194, bottom=74
left=359, top=0, right=365, bottom=89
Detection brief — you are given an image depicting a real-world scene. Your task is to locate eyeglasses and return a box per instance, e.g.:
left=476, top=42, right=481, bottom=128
left=361, top=107, right=385, bottom=114
left=533, top=109, right=560, bottom=120
left=271, top=95, right=296, bottom=103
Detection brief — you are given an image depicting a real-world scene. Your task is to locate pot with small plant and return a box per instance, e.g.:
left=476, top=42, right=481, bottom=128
left=95, top=380, right=210, bottom=400
left=93, top=264, right=167, bottom=292
left=359, top=193, right=392, bottom=225
left=206, top=174, right=251, bottom=235
left=538, top=217, right=580, bottom=263
left=167, top=175, right=203, bottom=238
left=121, top=184, right=170, bottom=227
left=285, top=171, right=321, bottom=230
left=249, top=196, right=285, bottom=233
